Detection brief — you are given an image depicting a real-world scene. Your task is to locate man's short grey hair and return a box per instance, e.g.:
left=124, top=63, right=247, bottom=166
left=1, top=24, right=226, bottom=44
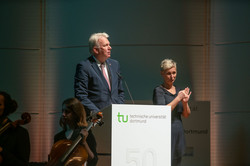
left=160, top=59, right=177, bottom=71
left=89, top=32, right=109, bottom=55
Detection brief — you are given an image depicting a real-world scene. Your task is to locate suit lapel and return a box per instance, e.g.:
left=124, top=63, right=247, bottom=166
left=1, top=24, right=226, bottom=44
left=90, top=56, right=102, bottom=78
left=106, top=59, right=113, bottom=91
left=89, top=56, right=111, bottom=91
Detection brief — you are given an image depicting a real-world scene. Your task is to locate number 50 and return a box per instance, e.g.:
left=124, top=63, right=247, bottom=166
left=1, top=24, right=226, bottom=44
left=126, top=148, right=157, bottom=166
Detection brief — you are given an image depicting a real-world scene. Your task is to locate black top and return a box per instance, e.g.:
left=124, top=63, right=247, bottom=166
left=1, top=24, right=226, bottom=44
left=0, top=118, right=30, bottom=166
left=153, top=85, right=183, bottom=122
left=153, top=85, right=186, bottom=159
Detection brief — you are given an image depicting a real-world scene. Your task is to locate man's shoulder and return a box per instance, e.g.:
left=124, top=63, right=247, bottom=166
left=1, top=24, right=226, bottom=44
left=79, top=56, right=93, bottom=63
left=77, top=56, right=94, bottom=66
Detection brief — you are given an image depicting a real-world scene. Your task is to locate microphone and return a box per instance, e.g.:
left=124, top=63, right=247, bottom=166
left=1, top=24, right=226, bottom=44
left=117, top=72, right=135, bottom=104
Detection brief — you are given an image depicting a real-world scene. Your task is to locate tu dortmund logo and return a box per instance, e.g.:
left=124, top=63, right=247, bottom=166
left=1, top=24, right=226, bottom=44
left=117, top=112, right=128, bottom=123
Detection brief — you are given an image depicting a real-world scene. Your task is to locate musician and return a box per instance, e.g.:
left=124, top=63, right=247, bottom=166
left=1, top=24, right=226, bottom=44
left=0, top=91, right=30, bottom=166
left=53, top=98, right=94, bottom=164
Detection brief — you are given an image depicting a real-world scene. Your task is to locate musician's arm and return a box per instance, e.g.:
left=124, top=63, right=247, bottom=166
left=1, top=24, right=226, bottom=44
left=81, top=129, right=94, bottom=160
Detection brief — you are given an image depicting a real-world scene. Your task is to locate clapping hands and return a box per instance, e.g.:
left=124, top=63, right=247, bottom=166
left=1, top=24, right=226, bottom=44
left=178, top=87, right=192, bottom=103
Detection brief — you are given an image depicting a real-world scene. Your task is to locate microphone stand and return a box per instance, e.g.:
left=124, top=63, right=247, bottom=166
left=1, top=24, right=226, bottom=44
left=117, top=72, right=134, bottom=104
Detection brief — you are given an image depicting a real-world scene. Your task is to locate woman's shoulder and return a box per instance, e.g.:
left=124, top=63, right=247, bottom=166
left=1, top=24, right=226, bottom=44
left=55, top=130, right=65, bottom=137
left=154, top=85, right=163, bottom=90
left=6, top=125, right=30, bottom=142
left=13, top=125, right=29, bottom=136
left=54, top=130, right=66, bottom=142
left=153, top=85, right=166, bottom=95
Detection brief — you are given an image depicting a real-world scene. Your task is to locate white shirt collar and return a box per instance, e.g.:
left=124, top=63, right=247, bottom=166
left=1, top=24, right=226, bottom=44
left=93, top=56, right=106, bottom=68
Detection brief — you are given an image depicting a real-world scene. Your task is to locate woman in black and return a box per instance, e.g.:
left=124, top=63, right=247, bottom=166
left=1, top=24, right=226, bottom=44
left=153, top=59, right=191, bottom=166
left=52, top=97, right=94, bottom=165
left=0, top=91, right=30, bottom=166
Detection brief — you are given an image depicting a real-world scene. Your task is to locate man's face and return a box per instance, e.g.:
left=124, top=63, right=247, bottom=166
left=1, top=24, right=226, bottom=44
left=94, top=37, right=112, bottom=62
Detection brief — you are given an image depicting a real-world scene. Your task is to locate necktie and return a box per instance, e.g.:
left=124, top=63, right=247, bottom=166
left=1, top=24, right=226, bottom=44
left=101, top=63, right=111, bottom=90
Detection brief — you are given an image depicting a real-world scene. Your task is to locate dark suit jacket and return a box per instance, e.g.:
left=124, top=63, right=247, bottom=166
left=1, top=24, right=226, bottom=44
left=74, top=56, right=124, bottom=115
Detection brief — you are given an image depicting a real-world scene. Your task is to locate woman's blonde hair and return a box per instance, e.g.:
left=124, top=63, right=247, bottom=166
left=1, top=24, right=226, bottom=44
left=160, top=58, right=177, bottom=71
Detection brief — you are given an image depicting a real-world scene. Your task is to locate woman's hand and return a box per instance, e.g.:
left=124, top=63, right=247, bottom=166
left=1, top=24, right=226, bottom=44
left=177, top=90, right=186, bottom=100
left=182, top=87, right=191, bottom=103
left=178, top=87, right=191, bottom=103
left=81, top=129, right=89, bottom=143
left=80, top=129, right=95, bottom=160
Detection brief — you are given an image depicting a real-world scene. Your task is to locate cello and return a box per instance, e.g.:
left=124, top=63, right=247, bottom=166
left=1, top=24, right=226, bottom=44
left=0, top=112, right=31, bottom=164
left=46, top=112, right=103, bottom=166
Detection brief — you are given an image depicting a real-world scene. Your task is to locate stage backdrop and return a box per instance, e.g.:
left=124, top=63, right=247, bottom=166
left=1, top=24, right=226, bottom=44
left=182, top=101, right=210, bottom=166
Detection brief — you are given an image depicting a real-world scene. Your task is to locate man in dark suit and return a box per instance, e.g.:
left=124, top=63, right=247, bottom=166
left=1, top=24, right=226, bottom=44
left=74, top=32, right=125, bottom=166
